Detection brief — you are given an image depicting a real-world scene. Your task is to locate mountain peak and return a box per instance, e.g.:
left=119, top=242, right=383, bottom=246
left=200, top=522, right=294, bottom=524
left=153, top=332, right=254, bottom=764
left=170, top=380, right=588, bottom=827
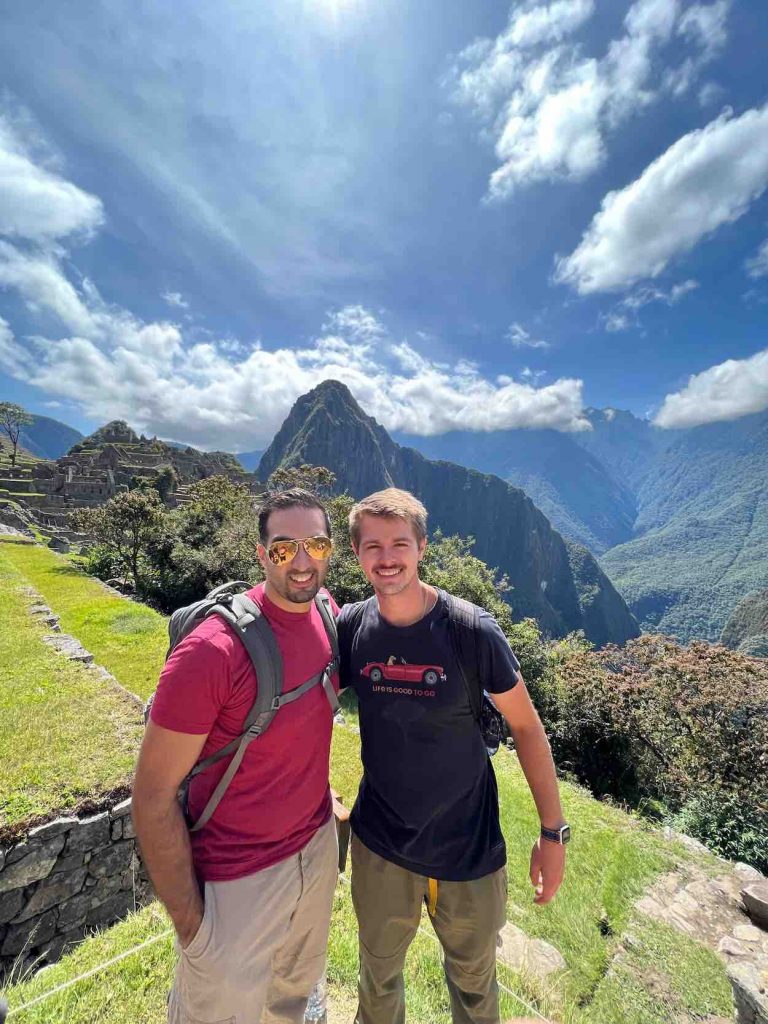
left=80, top=420, right=140, bottom=446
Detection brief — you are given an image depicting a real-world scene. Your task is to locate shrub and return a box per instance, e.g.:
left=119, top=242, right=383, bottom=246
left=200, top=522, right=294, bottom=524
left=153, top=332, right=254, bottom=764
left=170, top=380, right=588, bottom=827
left=547, top=635, right=768, bottom=862
left=672, top=790, right=768, bottom=873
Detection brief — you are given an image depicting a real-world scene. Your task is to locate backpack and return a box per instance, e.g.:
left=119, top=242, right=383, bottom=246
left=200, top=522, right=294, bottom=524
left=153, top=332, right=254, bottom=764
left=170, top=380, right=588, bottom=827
left=145, top=581, right=340, bottom=831
left=344, top=592, right=508, bottom=755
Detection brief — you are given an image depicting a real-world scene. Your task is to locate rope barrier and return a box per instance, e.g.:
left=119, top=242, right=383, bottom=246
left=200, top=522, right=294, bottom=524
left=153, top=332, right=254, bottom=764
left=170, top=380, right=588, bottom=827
left=5, top=930, right=173, bottom=1018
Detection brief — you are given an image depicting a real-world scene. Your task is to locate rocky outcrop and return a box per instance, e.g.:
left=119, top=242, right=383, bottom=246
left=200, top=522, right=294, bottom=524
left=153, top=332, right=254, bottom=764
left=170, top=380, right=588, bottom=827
left=636, top=855, right=768, bottom=1024
left=258, top=381, right=639, bottom=645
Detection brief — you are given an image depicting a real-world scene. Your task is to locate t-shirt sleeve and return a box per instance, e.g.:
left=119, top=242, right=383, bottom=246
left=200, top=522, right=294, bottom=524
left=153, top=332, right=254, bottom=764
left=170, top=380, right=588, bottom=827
left=477, top=611, right=521, bottom=695
left=149, top=633, right=233, bottom=734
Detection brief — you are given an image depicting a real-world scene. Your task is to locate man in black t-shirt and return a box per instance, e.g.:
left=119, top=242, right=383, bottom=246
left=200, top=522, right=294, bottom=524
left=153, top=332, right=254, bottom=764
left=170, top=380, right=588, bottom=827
left=338, top=488, right=569, bottom=1024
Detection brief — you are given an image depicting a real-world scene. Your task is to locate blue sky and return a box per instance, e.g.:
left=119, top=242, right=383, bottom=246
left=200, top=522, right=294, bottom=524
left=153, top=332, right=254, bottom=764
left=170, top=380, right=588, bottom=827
left=0, top=0, right=767, bottom=450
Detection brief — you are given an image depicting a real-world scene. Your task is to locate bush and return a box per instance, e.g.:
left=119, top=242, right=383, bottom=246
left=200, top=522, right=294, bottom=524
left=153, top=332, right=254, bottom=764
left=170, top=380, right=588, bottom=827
left=672, top=790, right=768, bottom=873
left=545, top=635, right=768, bottom=868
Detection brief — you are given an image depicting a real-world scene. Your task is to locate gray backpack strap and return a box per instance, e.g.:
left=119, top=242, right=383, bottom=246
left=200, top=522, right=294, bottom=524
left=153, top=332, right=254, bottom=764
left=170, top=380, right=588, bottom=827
left=314, top=592, right=340, bottom=714
left=187, top=591, right=340, bottom=832
left=187, top=593, right=284, bottom=832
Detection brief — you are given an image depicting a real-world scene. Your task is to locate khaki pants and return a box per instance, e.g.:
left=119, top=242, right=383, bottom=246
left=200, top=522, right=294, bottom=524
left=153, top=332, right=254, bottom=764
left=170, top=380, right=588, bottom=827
left=350, top=835, right=507, bottom=1024
left=168, top=817, right=338, bottom=1024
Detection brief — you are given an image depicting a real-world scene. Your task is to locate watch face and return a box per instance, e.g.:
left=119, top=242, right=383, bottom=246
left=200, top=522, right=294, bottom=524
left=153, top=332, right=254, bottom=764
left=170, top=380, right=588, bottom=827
left=561, top=825, right=571, bottom=844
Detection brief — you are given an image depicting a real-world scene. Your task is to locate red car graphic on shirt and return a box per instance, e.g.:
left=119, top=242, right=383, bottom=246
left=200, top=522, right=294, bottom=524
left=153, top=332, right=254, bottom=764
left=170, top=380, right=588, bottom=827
left=361, top=659, right=446, bottom=686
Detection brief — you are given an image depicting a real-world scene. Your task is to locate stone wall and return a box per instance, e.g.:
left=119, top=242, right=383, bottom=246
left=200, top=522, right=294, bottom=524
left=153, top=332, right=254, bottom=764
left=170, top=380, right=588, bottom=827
left=0, top=798, right=151, bottom=978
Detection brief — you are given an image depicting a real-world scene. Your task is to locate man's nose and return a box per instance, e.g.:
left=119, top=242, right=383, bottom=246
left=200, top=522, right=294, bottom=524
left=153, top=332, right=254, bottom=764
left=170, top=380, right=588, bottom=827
left=292, top=544, right=313, bottom=569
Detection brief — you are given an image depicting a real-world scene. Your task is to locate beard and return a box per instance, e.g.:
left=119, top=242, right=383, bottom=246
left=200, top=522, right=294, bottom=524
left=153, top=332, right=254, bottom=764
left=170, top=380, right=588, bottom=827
left=273, top=567, right=326, bottom=605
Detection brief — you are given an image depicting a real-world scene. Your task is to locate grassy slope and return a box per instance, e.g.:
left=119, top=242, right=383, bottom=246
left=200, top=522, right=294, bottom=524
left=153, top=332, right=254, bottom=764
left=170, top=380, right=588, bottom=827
left=0, top=545, right=143, bottom=833
left=2, top=726, right=731, bottom=1023
left=0, top=544, right=733, bottom=1021
left=0, top=541, right=167, bottom=701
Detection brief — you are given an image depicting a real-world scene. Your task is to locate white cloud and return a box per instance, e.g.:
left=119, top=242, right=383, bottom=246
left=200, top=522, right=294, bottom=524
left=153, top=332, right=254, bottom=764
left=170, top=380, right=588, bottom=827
left=0, top=316, right=33, bottom=376
left=678, top=1, right=729, bottom=57
left=655, top=347, right=768, bottom=428
left=505, top=0, right=596, bottom=48
left=698, top=80, right=724, bottom=107
left=0, top=241, right=96, bottom=335
left=3, top=290, right=589, bottom=445
left=601, top=278, right=698, bottom=329
left=323, top=304, right=387, bottom=342
left=0, top=110, right=592, bottom=446
left=745, top=239, right=768, bottom=280
left=506, top=322, right=550, bottom=348
left=0, top=114, right=103, bottom=242
left=556, top=104, right=768, bottom=293
left=162, top=290, right=189, bottom=310
left=451, top=0, right=730, bottom=198
left=603, top=311, right=632, bottom=332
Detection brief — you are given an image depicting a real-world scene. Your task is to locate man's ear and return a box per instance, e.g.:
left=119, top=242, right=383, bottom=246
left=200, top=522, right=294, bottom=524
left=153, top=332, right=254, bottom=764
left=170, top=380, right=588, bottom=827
left=418, top=537, right=427, bottom=561
left=257, top=543, right=268, bottom=572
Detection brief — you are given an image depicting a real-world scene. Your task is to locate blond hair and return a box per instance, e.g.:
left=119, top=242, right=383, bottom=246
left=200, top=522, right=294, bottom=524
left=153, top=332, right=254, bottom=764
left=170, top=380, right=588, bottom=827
left=349, top=488, right=428, bottom=547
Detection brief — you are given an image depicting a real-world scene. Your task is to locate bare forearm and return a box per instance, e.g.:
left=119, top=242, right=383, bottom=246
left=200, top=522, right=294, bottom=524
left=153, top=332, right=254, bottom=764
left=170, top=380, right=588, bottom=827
left=133, top=794, right=203, bottom=941
left=510, top=722, right=564, bottom=829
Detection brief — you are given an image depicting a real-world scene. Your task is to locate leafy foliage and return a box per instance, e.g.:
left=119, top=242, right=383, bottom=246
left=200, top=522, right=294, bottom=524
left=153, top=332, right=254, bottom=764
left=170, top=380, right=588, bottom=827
left=0, top=401, right=34, bottom=468
left=542, top=634, right=768, bottom=869
left=267, top=463, right=337, bottom=497
left=72, top=489, right=165, bottom=593
left=144, top=476, right=262, bottom=611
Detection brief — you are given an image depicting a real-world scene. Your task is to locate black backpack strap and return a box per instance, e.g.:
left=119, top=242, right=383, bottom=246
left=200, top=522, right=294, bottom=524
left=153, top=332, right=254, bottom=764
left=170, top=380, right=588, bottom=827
left=446, top=593, right=482, bottom=722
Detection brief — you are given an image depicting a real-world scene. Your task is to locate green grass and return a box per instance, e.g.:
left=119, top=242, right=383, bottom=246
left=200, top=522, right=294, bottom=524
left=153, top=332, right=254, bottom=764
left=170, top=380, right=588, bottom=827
left=0, top=547, right=734, bottom=1021
left=1, top=726, right=731, bottom=1023
left=0, top=546, right=143, bottom=834
left=0, top=540, right=168, bottom=700
left=578, top=918, right=733, bottom=1023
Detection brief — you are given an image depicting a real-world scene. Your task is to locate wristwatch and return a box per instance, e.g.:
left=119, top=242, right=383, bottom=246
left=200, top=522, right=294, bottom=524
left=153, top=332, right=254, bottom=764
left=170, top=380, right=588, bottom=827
left=541, top=824, right=571, bottom=845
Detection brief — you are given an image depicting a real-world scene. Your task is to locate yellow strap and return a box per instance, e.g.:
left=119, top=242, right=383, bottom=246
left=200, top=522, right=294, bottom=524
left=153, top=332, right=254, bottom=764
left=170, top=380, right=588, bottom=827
left=427, top=877, right=438, bottom=917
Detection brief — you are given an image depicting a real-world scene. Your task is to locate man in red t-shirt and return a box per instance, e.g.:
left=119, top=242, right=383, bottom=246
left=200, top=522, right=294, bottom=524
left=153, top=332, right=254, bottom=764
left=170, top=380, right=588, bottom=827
left=132, top=488, right=340, bottom=1024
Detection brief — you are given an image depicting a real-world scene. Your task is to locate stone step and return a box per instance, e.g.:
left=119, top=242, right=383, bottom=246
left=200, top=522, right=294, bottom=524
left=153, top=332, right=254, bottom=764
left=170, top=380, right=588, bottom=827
left=42, top=635, right=94, bottom=664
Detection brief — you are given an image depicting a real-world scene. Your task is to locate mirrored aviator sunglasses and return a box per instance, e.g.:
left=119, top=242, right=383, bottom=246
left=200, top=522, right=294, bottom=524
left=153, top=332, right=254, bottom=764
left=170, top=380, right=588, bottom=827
left=266, top=535, right=334, bottom=565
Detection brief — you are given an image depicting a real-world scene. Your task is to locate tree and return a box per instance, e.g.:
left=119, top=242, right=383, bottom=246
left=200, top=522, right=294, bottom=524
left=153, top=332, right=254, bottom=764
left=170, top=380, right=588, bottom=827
left=154, top=464, right=179, bottom=503
left=144, top=476, right=262, bottom=610
left=267, top=464, right=337, bottom=497
left=71, top=489, right=166, bottom=594
left=0, top=402, right=34, bottom=468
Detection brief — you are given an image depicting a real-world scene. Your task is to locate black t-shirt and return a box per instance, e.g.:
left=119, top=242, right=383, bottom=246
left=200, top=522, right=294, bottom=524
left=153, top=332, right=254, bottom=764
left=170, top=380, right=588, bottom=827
left=337, top=589, right=520, bottom=881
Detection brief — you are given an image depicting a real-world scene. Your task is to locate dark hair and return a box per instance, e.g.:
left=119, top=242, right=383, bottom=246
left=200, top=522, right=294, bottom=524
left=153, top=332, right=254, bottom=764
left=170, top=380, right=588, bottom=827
left=257, top=488, right=331, bottom=544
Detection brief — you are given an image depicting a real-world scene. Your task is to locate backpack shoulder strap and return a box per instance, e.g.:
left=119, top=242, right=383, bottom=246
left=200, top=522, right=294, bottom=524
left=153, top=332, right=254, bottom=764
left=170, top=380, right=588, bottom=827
left=446, top=593, right=482, bottom=722
left=314, top=591, right=339, bottom=666
left=186, top=592, right=284, bottom=832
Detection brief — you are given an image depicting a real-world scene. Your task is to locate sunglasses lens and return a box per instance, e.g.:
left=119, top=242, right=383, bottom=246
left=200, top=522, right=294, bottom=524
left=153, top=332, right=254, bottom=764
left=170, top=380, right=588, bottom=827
left=305, top=536, right=333, bottom=560
left=268, top=541, right=299, bottom=565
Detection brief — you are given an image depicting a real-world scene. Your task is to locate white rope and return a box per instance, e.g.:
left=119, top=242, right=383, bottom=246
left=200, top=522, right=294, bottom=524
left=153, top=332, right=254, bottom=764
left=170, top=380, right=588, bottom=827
left=5, top=929, right=173, bottom=1018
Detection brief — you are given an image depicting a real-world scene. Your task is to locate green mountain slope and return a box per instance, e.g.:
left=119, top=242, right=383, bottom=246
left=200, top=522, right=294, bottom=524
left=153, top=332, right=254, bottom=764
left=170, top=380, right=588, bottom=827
left=720, top=589, right=768, bottom=655
left=17, top=412, right=83, bottom=459
left=601, top=410, right=768, bottom=642
left=399, top=427, right=636, bottom=554
left=258, top=380, right=639, bottom=645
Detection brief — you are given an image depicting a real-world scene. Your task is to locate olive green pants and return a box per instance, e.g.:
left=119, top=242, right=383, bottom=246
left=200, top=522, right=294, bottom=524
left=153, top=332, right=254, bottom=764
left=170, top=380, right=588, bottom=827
left=350, top=835, right=507, bottom=1024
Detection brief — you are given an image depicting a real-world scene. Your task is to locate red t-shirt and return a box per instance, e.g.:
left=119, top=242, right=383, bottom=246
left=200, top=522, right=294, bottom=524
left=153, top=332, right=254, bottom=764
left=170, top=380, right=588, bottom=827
left=150, top=584, right=339, bottom=882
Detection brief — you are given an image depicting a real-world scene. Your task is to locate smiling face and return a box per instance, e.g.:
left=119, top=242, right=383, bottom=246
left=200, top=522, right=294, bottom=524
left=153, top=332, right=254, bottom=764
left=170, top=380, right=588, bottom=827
left=257, top=505, right=331, bottom=611
left=353, top=513, right=426, bottom=599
